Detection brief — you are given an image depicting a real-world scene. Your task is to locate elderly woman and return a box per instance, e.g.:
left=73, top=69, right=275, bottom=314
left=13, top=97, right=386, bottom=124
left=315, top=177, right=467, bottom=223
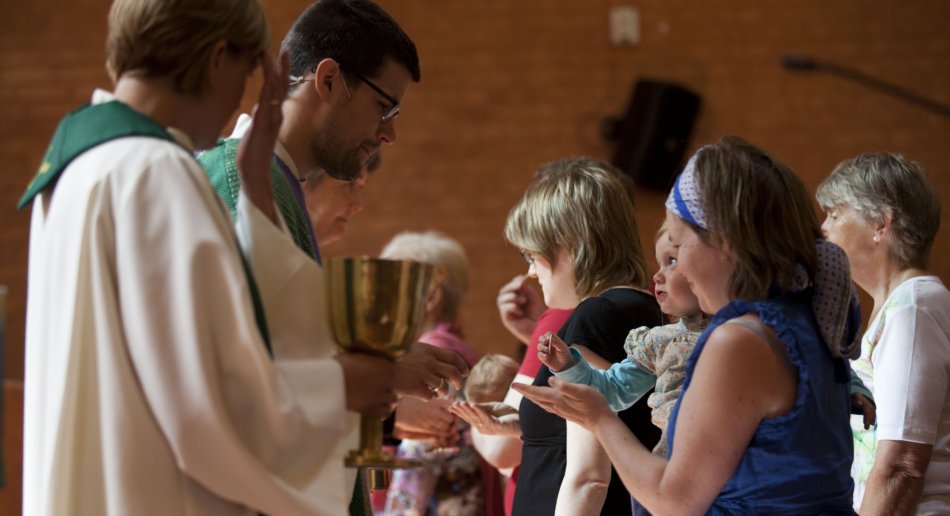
left=380, top=231, right=491, bottom=515
left=301, top=152, right=379, bottom=258
left=516, top=136, right=860, bottom=514
left=817, top=153, right=950, bottom=515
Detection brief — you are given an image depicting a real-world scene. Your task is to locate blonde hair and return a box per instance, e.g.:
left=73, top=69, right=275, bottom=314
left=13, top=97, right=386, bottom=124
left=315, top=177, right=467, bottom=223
left=464, top=354, right=519, bottom=403
left=691, top=136, right=821, bottom=300
left=505, top=158, right=650, bottom=298
left=106, top=0, right=270, bottom=94
left=816, top=153, right=940, bottom=269
left=380, top=231, right=469, bottom=321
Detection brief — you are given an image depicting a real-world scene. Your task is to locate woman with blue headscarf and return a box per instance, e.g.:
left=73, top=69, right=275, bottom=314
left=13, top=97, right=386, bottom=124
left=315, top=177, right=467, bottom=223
left=515, top=136, right=859, bottom=514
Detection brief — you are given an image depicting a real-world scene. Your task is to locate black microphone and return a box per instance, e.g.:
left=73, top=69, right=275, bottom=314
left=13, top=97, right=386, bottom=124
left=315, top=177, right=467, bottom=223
left=780, top=54, right=950, bottom=118
left=781, top=54, right=819, bottom=70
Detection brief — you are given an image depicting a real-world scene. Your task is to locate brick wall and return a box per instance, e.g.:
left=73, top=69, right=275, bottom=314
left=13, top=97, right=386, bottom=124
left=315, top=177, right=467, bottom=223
left=0, top=0, right=948, bottom=508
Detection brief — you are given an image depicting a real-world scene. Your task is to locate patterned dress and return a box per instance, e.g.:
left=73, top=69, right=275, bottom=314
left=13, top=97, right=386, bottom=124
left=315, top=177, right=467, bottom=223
left=626, top=313, right=710, bottom=457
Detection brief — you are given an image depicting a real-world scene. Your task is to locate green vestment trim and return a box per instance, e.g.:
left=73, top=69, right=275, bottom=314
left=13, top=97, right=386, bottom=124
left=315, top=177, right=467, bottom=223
left=18, top=101, right=173, bottom=209
left=198, top=139, right=318, bottom=261
left=19, top=101, right=272, bottom=356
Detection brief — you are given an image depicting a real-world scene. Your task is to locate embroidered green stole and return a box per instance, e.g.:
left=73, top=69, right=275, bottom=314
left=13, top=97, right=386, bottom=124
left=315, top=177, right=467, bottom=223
left=19, top=100, right=272, bottom=355
left=199, top=139, right=319, bottom=261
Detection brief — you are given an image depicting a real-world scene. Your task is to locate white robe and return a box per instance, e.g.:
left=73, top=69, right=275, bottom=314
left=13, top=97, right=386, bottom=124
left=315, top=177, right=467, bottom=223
left=23, top=90, right=357, bottom=515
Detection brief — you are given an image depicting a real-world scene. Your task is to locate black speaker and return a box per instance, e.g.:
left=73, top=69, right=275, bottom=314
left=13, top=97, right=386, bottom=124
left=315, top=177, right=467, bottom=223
left=610, top=80, right=701, bottom=191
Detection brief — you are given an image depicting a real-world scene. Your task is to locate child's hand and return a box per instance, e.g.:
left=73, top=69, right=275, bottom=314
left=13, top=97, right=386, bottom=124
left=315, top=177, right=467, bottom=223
left=537, top=332, right=576, bottom=372
left=852, top=392, right=877, bottom=430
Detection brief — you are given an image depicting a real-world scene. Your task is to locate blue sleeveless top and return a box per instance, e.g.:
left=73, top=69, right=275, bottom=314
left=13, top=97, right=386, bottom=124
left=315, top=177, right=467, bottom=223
left=666, top=294, right=854, bottom=515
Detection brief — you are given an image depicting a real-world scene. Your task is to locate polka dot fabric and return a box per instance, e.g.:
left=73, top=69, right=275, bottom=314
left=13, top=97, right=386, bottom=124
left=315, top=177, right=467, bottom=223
left=812, top=240, right=862, bottom=358
left=665, top=149, right=710, bottom=229
left=790, top=240, right=861, bottom=358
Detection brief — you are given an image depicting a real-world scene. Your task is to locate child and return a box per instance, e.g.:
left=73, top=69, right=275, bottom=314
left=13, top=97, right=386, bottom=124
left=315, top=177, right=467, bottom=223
left=539, top=222, right=708, bottom=457
left=465, top=354, right=521, bottom=404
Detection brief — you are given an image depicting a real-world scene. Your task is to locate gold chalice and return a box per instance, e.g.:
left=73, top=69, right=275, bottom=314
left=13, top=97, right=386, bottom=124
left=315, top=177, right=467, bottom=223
left=326, top=256, right=437, bottom=471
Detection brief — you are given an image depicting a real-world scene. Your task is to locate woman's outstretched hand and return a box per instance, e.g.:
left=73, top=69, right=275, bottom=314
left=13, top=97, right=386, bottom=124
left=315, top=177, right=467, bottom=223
left=511, top=377, right=614, bottom=432
left=449, top=401, right=521, bottom=436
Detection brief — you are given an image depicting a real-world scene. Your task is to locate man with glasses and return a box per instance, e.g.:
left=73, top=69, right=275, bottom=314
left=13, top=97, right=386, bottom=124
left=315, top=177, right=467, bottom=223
left=199, top=1, right=468, bottom=515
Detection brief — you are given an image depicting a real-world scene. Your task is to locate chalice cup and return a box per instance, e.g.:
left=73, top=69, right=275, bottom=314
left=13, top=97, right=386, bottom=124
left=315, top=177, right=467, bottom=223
left=326, top=256, right=437, bottom=470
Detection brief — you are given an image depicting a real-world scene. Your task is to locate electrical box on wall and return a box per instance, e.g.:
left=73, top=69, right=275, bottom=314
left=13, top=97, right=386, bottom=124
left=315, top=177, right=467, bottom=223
left=609, top=5, right=640, bottom=47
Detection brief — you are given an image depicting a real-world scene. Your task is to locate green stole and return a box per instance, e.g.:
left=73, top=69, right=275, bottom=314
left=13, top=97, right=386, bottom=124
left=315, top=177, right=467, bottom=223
left=18, top=100, right=272, bottom=355
left=198, top=139, right=319, bottom=261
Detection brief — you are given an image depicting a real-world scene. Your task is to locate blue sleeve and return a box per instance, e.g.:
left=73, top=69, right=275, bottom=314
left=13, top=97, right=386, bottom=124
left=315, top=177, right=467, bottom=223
left=848, top=362, right=874, bottom=405
left=555, top=347, right=656, bottom=411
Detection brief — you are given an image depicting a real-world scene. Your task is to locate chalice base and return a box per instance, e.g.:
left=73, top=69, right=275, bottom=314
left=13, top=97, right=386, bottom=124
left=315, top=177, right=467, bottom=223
left=345, top=450, right=422, bottom=469
left=345, top=416, right=424, bottom=470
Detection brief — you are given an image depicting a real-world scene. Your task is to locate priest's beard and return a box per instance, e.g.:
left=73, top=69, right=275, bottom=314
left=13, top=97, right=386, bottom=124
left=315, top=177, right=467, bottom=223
left=310, top=110, right=363, bottom=181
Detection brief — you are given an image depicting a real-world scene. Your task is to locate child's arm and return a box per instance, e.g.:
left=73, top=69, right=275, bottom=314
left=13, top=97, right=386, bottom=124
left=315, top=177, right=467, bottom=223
left=555, top=347, right=655, bottom=412
left=848, top=363, right=877, bottom=429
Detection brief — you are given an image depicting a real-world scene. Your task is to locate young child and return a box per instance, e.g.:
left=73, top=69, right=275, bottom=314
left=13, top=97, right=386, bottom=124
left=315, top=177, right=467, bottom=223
left=465, top=354, right=521, bottom=404
left=539, top=222, right=708, bottom=457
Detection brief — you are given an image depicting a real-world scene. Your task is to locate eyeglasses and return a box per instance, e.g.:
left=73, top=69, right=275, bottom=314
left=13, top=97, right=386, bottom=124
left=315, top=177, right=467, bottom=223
left=342, top=66, right=400, bottom=123
left=289, top=63, right=400, bottom=123
left=519, top=249, right=535, bottom=266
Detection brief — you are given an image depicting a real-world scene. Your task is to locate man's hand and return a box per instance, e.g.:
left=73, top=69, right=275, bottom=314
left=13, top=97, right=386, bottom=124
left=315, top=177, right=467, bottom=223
left=334, top=352, right=396, bottom=418
left=236, top=51, right=290, bottom=224
left=497, top=275, right=545, bottom=345
left=449, top=401, right=521, bottom=436
left=394, top=342, right=469, bottom=400
left=852, top=392, right=877, bottom=430
left=394, top=397, right=458, bottom=446
left=537, top=332, right=576, bottom=372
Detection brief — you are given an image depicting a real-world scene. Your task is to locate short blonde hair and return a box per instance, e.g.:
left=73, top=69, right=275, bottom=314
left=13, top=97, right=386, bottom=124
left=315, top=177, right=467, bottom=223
left=505, top=158, right=650, bottom=298
left=692, top=137, right=821, bottom=300
left=464, top=354, right=519, bottom=403
left=106, top=0, right=270, bottom=94
left=380, top=231, right=469, bottom=321
left=816, top=153, right=941, bottom=269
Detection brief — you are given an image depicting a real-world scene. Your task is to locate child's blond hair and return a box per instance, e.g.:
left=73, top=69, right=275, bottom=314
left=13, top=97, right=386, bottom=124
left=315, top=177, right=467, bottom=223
left=464, top=354, right=519, bottom=403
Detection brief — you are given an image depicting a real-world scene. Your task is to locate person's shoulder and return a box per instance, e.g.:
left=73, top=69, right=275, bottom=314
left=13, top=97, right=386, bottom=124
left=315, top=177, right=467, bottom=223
left=569, top=293, right=627, bottom=326
left=908, top=276, right=950, bottom=305
left=703, top=318, right=786, bottom=372
left=536, top=308, right=573, bottom=333
left=601, top=287, right=663, bottom=324
left=196, top=138, right=240, bottom=176
left=83, top=136, right=198, bottom=178
left=195, top=138, right=242, bottom=212
left=586, top=287, right=656, bottom=312
left=880, top=276, right=950, bottom=325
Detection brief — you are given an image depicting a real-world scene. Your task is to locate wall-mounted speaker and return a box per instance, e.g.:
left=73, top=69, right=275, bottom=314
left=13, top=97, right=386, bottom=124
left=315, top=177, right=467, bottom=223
left=610, top=80, right=701, bottom=191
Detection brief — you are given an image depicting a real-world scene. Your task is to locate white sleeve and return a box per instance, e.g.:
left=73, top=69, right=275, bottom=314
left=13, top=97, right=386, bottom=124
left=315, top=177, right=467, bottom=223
left=116, top=154, right=351, bottom=515
left=873, top=303, right=950, bottom=445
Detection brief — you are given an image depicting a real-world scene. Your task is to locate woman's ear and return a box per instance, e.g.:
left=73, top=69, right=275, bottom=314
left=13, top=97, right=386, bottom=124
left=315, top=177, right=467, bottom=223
left=426, top=284, right=445, bottom=318
left=876, top=208, right=894, bottom=242
left=205, top=39, right=231, bottom=90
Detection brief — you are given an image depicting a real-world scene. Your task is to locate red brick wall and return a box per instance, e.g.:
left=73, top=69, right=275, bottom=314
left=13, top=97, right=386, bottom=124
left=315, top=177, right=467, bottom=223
left=1, top=0, right=948, bottom=508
